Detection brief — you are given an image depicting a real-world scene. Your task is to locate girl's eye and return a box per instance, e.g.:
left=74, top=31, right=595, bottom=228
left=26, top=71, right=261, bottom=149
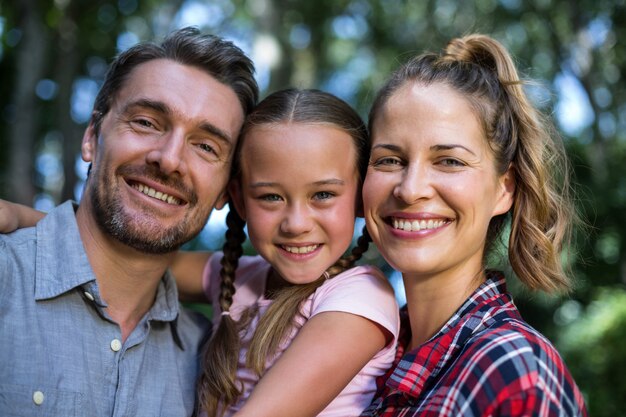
left=259, top=194, right=282, bottom=202
left=313, top=191, right=334, bottom=201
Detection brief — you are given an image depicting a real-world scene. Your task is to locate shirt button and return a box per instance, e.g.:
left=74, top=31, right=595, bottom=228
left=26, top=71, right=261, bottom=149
left=110, top=339, right=122, bottom=352
left=84, top=291, right=95, bottom=301
left=33, top=390, right=44, bottom=405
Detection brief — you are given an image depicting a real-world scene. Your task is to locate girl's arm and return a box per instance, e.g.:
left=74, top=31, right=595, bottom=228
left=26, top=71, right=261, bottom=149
left=233, top=311, right=391, bottom=417
left=170, top=251, right=213, bottom=303
left=0, top=200, right=45, bottom=232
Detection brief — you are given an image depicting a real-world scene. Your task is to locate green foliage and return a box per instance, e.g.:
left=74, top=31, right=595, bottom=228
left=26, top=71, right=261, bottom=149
left=557, top=287, right=626, bottom=417
left=1, top=0, right=625, bottom=413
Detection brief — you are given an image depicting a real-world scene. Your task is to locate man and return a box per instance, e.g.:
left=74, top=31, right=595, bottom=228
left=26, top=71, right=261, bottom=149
left=0, top=27, right=258, bottom=416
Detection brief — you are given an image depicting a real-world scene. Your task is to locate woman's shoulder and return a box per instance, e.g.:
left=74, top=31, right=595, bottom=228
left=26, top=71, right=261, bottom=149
left=461, top=317, right=571, bottom=383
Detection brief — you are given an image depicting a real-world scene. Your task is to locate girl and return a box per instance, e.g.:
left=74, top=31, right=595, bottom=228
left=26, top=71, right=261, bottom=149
left=0, top=88, right=400, bottom=417
left=184, top=88, right=399, bottom=417
left=359, top=34, right=587, bottom=416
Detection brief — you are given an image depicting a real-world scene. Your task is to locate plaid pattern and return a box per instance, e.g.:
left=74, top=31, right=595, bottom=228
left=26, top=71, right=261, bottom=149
left=361, top=273, right=587, bottom=417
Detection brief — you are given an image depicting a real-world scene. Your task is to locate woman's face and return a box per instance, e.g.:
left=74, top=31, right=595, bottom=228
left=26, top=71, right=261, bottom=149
left=363, top=82, right=514, bottom=281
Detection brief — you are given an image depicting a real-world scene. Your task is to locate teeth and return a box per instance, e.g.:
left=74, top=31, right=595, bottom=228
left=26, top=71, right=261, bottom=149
left=133, top=183, right=182, bottom=205
left=392, top=218, right=447, bottom=232
left=283, top=245, right=319, bottom=254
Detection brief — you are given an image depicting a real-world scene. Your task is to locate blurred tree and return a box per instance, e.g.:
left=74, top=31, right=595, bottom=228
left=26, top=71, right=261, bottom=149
left=1, top=0, right=624, bottom=414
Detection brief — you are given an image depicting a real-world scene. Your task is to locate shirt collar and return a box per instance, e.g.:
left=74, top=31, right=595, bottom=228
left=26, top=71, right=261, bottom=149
left=149, top=270, right=182, bottom=323
left=33, top=201, right=183, bottom=320
left=387, top=272, right=511, bottom=398
left=34, top=201, right=95, bottom=300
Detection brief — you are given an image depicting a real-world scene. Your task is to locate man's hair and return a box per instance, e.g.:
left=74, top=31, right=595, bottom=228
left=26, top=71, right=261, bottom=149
left=91, top=26, right=258, bottom=135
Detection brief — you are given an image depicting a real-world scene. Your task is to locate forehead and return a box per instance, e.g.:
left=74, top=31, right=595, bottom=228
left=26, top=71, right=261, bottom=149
left=240, top=122, right=359, bottom=174
left=373, top=81, right=486, bottom=147
left=114, top=59, right=245, bottom=140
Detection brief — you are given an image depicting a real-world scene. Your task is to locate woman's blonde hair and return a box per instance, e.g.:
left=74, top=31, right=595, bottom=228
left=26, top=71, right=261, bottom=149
left=197, top=88, right=372, bottom=416
left=369, top=34, right=576, bottom=293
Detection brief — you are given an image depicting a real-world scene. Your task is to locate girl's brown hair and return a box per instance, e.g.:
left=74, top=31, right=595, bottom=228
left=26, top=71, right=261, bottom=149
left=198, top=88, right=372, bottom=416
left=369, top=34, right=576, bottom=293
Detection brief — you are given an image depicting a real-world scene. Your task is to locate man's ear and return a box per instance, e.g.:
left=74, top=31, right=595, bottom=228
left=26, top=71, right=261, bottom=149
left=81, top=120, right=98, bottom=163
left=227, top=179, right=246, bottom=220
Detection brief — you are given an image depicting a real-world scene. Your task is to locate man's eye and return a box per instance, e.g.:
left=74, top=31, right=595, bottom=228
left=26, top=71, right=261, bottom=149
left=132, top=119, right=157, bottom=129
left=197, top=143, right=216, bottom=154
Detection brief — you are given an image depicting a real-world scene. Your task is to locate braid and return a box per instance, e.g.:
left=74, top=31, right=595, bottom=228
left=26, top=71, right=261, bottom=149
left=328, top=225, right=372, bottom=276
left=246, top=226, right=372, bottom=375
left=197, top=205, right=247, bottom=416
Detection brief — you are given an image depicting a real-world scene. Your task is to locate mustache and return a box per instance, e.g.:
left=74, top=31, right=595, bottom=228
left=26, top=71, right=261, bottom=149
left=116, top=164, right=198, bottom=205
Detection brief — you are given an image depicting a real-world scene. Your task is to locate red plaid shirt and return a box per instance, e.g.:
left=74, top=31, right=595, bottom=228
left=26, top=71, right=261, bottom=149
left=361, top=273, right=587, bottom=417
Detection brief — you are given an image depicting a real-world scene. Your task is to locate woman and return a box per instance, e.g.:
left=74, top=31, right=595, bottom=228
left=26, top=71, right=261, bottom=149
left=360, top=34, right=587, bottom=416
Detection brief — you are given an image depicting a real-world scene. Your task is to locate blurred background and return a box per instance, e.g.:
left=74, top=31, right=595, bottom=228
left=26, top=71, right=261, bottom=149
left=1, top=0, right=624, bottom=414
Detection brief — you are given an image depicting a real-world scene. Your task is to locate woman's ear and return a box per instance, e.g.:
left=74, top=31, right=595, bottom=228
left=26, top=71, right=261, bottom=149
left=493, top=164, right=516, bottom=216
left=227, top=179, right=246, bottom=220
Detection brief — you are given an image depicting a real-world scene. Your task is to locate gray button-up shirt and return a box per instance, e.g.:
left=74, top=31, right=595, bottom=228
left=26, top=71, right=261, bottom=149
left=0, top=201, right=210, bottom=416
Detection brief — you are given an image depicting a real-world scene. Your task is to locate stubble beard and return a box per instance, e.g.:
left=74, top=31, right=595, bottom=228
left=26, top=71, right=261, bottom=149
left=88, top=163, right=208, bottom=254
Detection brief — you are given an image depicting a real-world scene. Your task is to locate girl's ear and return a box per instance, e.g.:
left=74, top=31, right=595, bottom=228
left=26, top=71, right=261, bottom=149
left=227, top=179, right=246, bottom=221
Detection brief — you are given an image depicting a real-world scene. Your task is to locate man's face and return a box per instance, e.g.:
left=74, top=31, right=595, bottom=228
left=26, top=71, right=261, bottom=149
left=81, top=59, right=244, bottom=254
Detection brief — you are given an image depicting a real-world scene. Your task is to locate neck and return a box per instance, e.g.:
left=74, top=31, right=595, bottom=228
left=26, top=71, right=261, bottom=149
left=76, top=204, right=176, bottom=341
left=403, top=267, right=485, bottom=350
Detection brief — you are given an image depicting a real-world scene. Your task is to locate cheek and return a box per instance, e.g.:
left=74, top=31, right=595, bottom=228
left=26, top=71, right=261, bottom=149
left=362, top=175, right=384, bottom=212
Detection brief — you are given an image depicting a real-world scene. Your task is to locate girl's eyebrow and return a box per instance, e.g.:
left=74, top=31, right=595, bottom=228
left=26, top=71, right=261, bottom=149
left=249, top=182, right=277, bottom=189
left=312, top=179, right=345, bottom=186
left=431, top=144, right=477, bottom=156
left=249, top=179, right=345, bottom=188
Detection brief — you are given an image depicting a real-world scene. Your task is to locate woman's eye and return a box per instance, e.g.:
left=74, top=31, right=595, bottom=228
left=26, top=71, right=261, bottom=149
left=372, top=156, right=402, bottom=167
left=438, top=158, right=465, bottom=167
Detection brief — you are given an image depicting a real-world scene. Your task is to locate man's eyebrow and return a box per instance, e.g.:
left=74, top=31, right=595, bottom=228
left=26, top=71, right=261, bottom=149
left=198, top=122, right=233, bottom=145
left=121, top=98, right=234, bottom=144
left=122, top=98, right=170, bottom=116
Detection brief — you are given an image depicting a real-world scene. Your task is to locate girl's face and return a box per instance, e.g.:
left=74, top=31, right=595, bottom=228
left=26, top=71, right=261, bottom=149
left=231, top=122, right=361, bottom=286
left=363, top=82, right=514, bottom=283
